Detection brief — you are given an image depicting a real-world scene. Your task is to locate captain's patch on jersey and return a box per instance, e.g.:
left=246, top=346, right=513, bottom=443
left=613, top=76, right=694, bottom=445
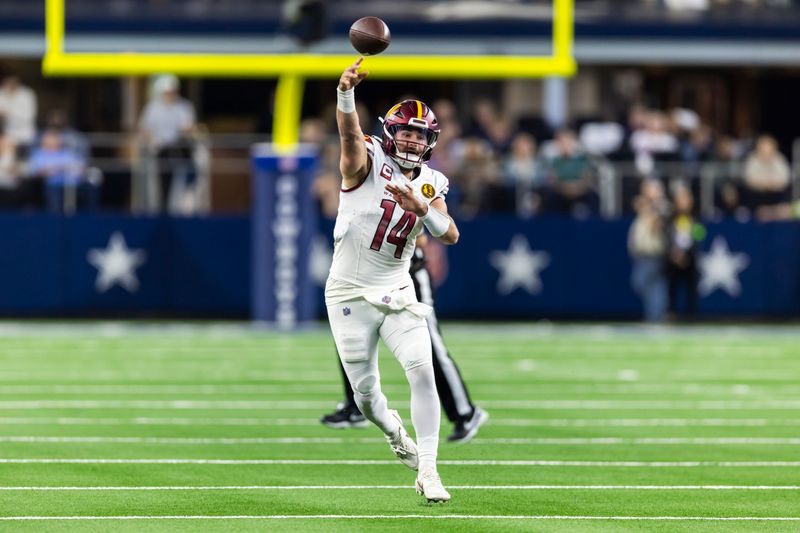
left=421, top=183, right=435, bottom=199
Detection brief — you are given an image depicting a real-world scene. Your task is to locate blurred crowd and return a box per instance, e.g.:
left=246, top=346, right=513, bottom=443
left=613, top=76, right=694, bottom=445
left=0, top=74, right=97, bottom=214
left=0, top=69, right=795, bottom=225
left=309, top=97, right=798, bottom=224
left=306, top=94, right=800, bottom=323
left=0, top=72, right=202, bottom=215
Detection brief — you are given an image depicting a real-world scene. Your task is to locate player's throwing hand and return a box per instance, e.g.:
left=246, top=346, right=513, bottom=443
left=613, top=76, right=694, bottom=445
left=386, top=182, right=427, bottom=217
left=338, top=58, right=369, bottom=92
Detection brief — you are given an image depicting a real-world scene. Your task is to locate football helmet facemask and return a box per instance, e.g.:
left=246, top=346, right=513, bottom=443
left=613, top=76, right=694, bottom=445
left=380, top=100, right=440, bottom=169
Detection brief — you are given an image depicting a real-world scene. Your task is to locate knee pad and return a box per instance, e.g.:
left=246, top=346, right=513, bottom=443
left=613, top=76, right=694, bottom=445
left=353, top=374, right=377, bottom=396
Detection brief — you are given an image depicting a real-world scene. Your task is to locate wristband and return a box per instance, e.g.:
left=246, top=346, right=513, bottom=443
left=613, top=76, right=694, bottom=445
left=421, top=205, right=450, bottom=237
left=337, top=88, right=355, bottom=113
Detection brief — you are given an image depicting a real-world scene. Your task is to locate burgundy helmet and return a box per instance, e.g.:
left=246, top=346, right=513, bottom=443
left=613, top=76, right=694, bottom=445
left=380, top=99, right=440, bottom=168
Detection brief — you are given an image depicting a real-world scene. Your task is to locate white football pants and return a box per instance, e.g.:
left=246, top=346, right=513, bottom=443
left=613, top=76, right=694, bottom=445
left=327, top=299, right=441, bottom=471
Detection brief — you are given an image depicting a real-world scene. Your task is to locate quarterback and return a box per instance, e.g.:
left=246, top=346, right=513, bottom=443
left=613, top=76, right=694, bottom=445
left=325, top=57, right=459, bottom=502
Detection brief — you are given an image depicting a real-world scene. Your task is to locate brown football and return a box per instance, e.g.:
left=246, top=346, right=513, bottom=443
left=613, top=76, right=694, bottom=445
left=349, top=17, right=391, bottom=56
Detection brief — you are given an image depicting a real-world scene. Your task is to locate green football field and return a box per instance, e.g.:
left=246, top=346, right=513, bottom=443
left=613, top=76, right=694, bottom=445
left=0, top=322, right=799, bottom=532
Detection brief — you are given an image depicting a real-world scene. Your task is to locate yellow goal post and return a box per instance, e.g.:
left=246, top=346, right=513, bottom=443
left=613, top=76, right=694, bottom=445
left=43, top=0, right=575, bottom=150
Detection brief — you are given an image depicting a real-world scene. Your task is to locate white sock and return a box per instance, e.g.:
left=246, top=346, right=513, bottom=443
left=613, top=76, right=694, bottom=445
left=406, top=363, right=440, bottom=472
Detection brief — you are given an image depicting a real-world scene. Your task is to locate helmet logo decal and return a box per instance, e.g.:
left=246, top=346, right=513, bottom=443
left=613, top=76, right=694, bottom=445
left=386, top=103, right=402, bottom=119
left=421, top=184, right=435, bottom=199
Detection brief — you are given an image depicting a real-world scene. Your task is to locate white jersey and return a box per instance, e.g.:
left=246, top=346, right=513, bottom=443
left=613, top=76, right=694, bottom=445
left=326, top=136, right=449, bottom=304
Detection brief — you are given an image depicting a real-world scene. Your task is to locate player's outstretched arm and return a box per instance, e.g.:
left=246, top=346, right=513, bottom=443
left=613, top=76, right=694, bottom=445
left=337, top=58, right=370, bottom=189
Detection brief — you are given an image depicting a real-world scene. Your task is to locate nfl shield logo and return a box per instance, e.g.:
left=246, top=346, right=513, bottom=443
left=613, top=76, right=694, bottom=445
left=381, top=295, right=392, bottom=304
left=342, top=307, right=351, bottom=316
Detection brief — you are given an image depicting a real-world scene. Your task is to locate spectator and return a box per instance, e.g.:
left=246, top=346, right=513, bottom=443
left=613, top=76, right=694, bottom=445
left=667, top=184, right=702, bottom=318
left=138, top=74, right=197, bottom=212
left=483, top=116, right=515, bottom=156
left=623, top=103, right=648, bottom=146
left=679, top=123, right=714, bottom=177
left=628, top=179, right=669, bottom=323
left=431, top=99, right=461, bottom=136
left=579, top=119, right=625, bottom=156
left=428, top=100, right=463, bottom=177
left=27, top=129, right=95, bottom=214
left=503, top=132, right=543, bottom=217
left=629, top=111, right=679, bottom=177
left=709, top=135, right=746, bottom=218
left=41, top=109, right=90, bottom=162
left=299, top=117, right=326, bottom=146
left=0, top=133, right=18, bottom=208
left=671, top=107, right=700, bottom=139
left=542, top=129, right=598, bottom=217
left=742, top=134, right=790, bottom=209
left=450, top=136, right=502, bottom=217
left=466, top=98, right=499, bottom=140
left=0, top=75, right=37, bottom=157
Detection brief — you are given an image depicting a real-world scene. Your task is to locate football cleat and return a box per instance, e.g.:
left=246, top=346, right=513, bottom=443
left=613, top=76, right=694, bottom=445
left=320, top=403, right=369, bottom=429
left=415, top=467, right=451, bottom=503
left=447, top=406, right=489, bottom=444
left=385, top=410, right=418, bottom=470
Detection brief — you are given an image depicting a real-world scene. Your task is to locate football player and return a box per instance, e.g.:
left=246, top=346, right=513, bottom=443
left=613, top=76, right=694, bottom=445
left=325, top=57, right=458, bottom=502
left=322, top=235, right=488, bottom=444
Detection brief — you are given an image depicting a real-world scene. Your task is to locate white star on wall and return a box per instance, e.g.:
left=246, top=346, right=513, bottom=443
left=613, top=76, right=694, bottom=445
left=490, top=234, right=550, bottom=295
left=87, top=232, right=148, bottom=293
left=698, top=236, right=749, bottom=297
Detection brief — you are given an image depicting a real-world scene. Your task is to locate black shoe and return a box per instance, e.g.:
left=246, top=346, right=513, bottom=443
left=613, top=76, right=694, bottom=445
left=320, top=403, right=369, bottom=429
left=447, top=407, right=488, bottom=443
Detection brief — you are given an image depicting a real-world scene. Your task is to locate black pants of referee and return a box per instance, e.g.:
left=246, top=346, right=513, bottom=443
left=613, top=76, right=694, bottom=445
left=334, top=263, right=477, bottom=424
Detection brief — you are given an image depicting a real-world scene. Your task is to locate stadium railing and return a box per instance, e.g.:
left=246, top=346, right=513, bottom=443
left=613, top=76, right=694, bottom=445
left=77, top=132, right=800, bottom=219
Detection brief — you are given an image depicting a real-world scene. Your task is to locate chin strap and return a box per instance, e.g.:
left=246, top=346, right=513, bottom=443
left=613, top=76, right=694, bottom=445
left=392, top=151, right=423, bottom=169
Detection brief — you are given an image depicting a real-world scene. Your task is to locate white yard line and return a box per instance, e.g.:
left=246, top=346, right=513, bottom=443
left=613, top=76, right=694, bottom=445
left=2, top=436, right=800, bottom=445
left=1, top=383, right=793, bottom=394
left=0, top=345, right=790, bottom=357
left=0, top=320, right=799, bottom=340
left=2, top=400, right=800, bottom=409
left=1, top=417, right=798, bottom=427
left=0, top=459, right=797, bottom=467
left=0, top=515, right=798, bottom=521
left=0, top=385, right=345, bottom=394
left=495, top=418, right=800, bottom=427
left=0, top=373, right=343, bottom=382
left=0, top=485, right=798, bottom=491
left=0, top=417, right=316, bottom=426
